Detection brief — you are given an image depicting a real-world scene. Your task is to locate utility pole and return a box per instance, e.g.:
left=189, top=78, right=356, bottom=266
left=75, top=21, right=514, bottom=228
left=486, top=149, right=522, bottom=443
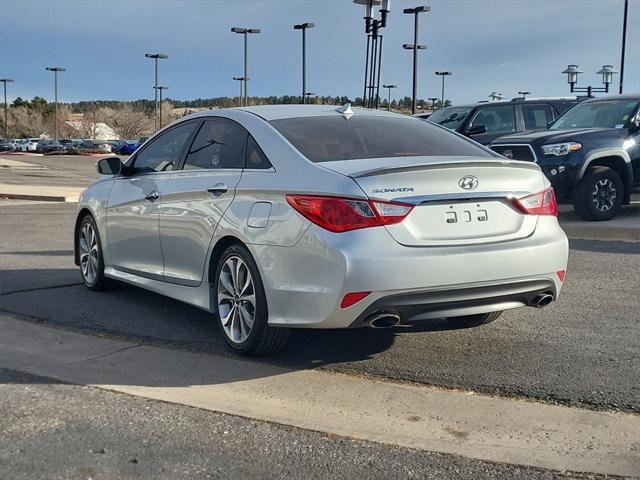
left=0, top=78, right=14, bottom=139
left=435, top=71, right=452, bottom=110
left=619, top=0, right=628, bottom=94
left=232, top=28, right=261, bottom=107
left=294, top=23, right=315, bottom=104
left=145, top=53, right=168, bottom=132
left=45, top=67, right=66, bottom=141
left=383, top=84, right=397, bottom=111
left=403, top=6, right=430, bottom=115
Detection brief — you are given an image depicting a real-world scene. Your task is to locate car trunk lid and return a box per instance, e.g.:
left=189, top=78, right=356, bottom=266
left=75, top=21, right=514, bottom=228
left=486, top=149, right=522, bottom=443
left=321, top=156, right=545, bottom=246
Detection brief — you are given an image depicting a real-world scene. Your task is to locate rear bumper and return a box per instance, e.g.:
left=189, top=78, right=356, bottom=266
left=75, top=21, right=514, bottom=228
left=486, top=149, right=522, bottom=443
left=250, top=216, right=568, bottom=329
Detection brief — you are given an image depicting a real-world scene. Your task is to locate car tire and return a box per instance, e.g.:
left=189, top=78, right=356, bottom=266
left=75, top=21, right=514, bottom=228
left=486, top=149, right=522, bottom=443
left=77, top=214, right=117, bottom=291
left=573, top=166, right=624, bottom=221
left=446, top=311, right=502, bottom=328
left=214, top=244, right=289, bottom=356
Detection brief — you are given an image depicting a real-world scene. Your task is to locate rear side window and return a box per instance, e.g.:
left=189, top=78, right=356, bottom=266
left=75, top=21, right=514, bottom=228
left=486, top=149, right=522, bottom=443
left=184, top=118, right=247, bottom=170
left=522, top=104, right=554, bottom=130
left=469, top=105, right=516, bottom=134
left=245, top=135, right=272, bottom=169
left=270, top=115, right=491, bottom=163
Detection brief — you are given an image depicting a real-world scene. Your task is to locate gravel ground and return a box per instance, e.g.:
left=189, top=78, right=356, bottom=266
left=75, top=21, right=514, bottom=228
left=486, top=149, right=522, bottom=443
left=0, top=368, right=618, bottom=480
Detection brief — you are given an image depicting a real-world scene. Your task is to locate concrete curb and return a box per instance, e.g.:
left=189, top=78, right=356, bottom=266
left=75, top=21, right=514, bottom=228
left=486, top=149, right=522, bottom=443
left=0, top=183, right=83, bottom=203
left=0, top=315, right=638, bottom=477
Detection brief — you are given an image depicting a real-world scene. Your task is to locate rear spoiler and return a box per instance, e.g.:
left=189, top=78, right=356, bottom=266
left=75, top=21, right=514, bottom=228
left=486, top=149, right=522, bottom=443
left=351, top=159, right=540, bottom=178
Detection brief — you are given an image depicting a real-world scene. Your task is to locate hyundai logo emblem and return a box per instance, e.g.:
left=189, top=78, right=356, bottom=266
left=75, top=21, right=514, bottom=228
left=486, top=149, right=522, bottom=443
left=458, top=176, right=479, bottom=190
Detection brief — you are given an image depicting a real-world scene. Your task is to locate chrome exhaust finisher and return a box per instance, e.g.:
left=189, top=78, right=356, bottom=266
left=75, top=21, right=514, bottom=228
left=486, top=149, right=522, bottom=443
left=366, top=313, right=402, bottom=329
left=531, top=293, right=554, bottom=308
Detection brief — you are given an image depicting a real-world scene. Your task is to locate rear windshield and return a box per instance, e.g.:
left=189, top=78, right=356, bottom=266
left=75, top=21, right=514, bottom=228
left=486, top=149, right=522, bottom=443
left=270, top=115, right=491, bottom=162
left=427, top=107, right=473, bottom=130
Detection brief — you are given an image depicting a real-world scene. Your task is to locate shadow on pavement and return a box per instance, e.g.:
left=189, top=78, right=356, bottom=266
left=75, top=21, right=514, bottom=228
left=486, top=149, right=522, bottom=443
left=569, top=239, right=640, bottom=254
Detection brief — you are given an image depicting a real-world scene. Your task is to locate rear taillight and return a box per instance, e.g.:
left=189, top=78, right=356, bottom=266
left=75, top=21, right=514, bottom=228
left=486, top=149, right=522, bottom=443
left=513, top=187, right=558, bottom=216
left=286, top=195, right=413, bottom=233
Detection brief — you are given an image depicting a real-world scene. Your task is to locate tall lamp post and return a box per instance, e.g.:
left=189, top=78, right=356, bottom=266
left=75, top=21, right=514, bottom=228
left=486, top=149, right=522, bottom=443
left=562, top=64, right=617, bottom=98
left=45, top=67, right=66, bottom=141
left=231, top=27, right=261, bottom=107
left=154, top=86, right=168, bottom=129
left=0, top=78, right=14, bottom=139
left=428, top=96, right=438, bottom=111
left=619, top=0, right=628, bottom=94
left=403, top=6, right=430, bottom=115
left=382, top=84, right=396, bottom=111
left=435, top=70, right=452, bottom=110
left=294, top=23, right=315, bottom=104
left=354, top=0, right=391, bottom=109
left=233, top=76, right=244, bottom=106
left=145, top=53, right=168, bottom=132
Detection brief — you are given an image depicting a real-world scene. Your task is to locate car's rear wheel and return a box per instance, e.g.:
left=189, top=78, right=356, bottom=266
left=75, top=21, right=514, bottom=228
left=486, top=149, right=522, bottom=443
left=573, top=166, right=624, bottom=221
left=446, top=311, right=502, bottom=328
left=77, top=215, right=116, bottom=291
left=214, top=244, right=289, bottom=356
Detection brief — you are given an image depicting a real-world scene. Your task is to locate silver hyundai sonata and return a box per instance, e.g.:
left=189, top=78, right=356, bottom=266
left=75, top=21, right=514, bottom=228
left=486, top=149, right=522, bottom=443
left=74, top=104, right=568, bottom=355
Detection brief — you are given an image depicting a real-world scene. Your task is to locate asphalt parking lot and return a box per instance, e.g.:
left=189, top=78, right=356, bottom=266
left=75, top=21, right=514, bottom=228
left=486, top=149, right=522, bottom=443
left=1, top=155, right=639, bottom=477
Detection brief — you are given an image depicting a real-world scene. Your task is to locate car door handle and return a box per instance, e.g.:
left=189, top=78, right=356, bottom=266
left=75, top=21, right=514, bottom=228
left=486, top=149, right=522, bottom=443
left=207, top=184, right=228, bottom=196
left=145, top=191, right=159, bottom=201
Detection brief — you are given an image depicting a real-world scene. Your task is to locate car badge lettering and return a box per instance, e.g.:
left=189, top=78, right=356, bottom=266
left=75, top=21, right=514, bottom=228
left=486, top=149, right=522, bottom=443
left=371, top=187, right=415, bottom=194
left=458, top=176, right=479, bottom=190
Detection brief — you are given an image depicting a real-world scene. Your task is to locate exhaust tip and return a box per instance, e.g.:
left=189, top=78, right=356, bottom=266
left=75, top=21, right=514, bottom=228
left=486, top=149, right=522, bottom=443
left=366, top=313, right=401, bottom=329
left=533, top=293, right=554, bottom=308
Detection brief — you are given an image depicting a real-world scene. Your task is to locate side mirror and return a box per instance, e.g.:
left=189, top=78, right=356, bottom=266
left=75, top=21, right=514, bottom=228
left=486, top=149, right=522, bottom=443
left=467, top=124, right=487, bottom=136
left=97, top=157, right=123, bottom=175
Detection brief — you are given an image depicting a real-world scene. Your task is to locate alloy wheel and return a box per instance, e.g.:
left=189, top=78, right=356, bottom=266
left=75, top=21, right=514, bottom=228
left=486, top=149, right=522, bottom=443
left=217, top=255, right=256, bottom=344
left=79, top=223, right=99, bottom=284
left=592, top=178, right=617, bottom=212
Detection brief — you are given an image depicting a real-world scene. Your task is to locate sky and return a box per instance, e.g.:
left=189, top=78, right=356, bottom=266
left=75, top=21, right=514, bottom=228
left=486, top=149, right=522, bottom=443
left=1, top=0, right=638, bottom=105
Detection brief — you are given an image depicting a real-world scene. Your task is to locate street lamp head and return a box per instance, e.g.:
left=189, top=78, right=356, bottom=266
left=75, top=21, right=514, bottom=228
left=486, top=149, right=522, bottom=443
left=294, top=22, right=315, bottom=29
left=46, top=67, right=66, bottom=72
left=435, top=71, right=452, bottom=76
left=354, top=0, right=381, bottom=19
left=231, top=27, right=245, bottom=33
left=382, top=84, right=397, bottom=88
left=561, top=64, right=583, bottom=85
left=403, top=6, right=430, bottom=14
left=153, top=86, right=168, bottom=90
left=596, top=65, right=618, bottom=86
left=247, top=28, right=261, bottom=34
left=145, top=53, right=168, bottom=59
left=233, top=76, right=245, bottom=81
left=0, top=79, right=14, bottom=83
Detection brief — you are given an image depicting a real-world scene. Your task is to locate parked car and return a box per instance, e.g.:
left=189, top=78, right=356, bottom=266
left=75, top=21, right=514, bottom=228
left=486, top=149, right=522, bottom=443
left=490, top=95, right=640, bottom=221
left=0, top=139, right=13, bottom=151
left=25, top=138, right=40, bottom=151
left=74, top=105, right=568, bottom=355
left=77, top=140, right=112, bottom=153
left=12, top=139, right=28, bottom=151
left=36, top=139, right=65, bottom=153
left=111, top=140, right=137, bottom=155
left=422, top=97, right=581, bottom=145
left=59, top=139, right=74, bottom=150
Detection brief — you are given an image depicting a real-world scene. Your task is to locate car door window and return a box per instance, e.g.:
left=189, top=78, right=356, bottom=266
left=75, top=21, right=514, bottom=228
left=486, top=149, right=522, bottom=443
left=132, top=122, right=196, bottom=174
left=469, top=105, right=516, bottom=134
left=183, top=118, right=247, bottom=170
left=245, top=135, right=272, bottom=169
left=522, top=104, right=554, bottom=130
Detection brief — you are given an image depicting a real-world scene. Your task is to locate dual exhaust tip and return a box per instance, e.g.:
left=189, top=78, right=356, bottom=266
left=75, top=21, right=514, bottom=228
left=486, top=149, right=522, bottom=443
left=363, top=293, right=555, bottom=328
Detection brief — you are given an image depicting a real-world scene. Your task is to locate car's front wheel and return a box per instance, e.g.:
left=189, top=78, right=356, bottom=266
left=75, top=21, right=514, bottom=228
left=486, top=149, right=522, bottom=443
left=573, top=166, right=624, bottom=221
left=214, top=244, right=289, bottom=356
left=77, top=214, right=116, bottom=291
left=446, top=311, right=502, bottom=328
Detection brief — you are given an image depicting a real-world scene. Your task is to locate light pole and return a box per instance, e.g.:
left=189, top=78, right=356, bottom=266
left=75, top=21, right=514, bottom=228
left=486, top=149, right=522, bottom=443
left=488, top=92, right=504, bottom=102
left=435, top=71, right=452, bottom=110
left=145, top=53, right=168, bottom=132
left=354, top=0, right=391, bottom=109
left=45, top=67, right=66, bottom=141
left=0, top=78, right=14, bottom=139
left=428, top=96, right=438, bottom=111
left=403, top=6, right=430, bottom=115
left=382, top=84, right=396, bottom=111
left=518, top=91, right=530, bottom=100
left=294, top=23, right=315, bottom=104
left=562, top=64, right=617, bottom=98
left=154, top=86, right=168, bottom=129
left=619, top=0, right=628, bottom=94
left=233, top=76, right=244, bottom=106
left=231, top=27, right=261, bottom=107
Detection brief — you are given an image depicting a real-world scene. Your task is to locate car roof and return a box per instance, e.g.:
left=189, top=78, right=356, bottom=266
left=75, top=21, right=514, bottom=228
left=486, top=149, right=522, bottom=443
left=583, top=94, right=640, bottom=103
left=184, top=104, right=400, bottom=122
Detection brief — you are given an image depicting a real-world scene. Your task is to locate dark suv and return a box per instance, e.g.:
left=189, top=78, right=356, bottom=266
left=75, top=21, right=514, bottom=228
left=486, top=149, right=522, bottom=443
left=421, top=97, right=580, bottom=145
left=490, top=95, right=640, bottom=221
